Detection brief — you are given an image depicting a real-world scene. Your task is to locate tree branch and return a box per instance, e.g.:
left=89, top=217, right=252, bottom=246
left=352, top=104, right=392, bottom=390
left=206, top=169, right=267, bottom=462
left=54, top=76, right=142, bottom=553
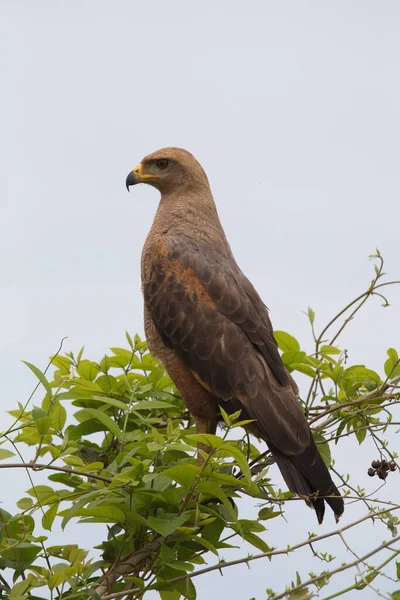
left=0, top=462, right=112, bottom=483
left=98, top=506, right=400, bottom=599
left=309, top=373, right=400, bottom=428
left=95, top=536, right=165, bottom=597
left=270, top=534, right=400, bottom=600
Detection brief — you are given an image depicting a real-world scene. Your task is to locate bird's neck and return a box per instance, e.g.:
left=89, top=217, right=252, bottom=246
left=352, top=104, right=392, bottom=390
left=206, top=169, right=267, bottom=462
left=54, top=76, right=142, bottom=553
left=146, top=190, right=232, bottom=253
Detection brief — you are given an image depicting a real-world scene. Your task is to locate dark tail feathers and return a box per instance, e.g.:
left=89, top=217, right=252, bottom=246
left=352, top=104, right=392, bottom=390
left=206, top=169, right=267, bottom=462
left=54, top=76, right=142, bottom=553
left=272, top=438, right=344, bottom=524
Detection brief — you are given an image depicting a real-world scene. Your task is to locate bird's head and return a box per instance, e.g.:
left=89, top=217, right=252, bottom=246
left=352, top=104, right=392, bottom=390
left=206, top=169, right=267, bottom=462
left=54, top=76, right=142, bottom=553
left=125, top=147, right=210, bottom=195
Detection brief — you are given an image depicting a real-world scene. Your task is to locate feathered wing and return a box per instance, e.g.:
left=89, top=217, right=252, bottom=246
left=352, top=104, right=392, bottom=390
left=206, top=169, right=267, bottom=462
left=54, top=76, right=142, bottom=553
left=143, top=235, right=344, bottom=522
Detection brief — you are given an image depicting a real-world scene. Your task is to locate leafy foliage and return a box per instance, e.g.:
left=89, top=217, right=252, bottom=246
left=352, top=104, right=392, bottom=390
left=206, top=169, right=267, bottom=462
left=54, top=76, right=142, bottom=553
left=0, top=252, right=399, bottom=599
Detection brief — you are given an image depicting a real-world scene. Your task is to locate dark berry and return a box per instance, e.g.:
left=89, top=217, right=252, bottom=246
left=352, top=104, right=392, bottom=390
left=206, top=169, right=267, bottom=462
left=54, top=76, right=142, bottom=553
left=377, top=469, right=387, bottom=480
left=367, top=467, right=376, bottom=477
left=371, top=460, right=381, bottom=469
left=389, top=461, right=397, bottom=472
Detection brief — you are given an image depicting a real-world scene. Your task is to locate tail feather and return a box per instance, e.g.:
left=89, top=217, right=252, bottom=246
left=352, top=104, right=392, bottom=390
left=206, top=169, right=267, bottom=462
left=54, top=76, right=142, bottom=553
left=272, top=438, right=344, bottom=524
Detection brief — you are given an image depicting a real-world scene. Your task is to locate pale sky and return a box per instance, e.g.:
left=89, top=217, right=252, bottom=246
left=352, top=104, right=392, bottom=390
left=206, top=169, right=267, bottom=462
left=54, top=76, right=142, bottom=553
left=1, top=2, right=400, bottom=599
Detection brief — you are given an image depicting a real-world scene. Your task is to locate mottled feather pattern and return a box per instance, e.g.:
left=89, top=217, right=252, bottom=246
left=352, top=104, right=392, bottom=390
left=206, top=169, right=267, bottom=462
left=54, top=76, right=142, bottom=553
left=143, top=236, right=310, bottom=451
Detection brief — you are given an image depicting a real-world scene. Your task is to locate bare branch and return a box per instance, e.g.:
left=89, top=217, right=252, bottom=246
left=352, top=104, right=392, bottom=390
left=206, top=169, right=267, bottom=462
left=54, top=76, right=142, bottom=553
left=98, top=506, right=400, bottom=599
left=0, top=462, right=112, bottom=483
left=270, top=534, right=400, bottom=600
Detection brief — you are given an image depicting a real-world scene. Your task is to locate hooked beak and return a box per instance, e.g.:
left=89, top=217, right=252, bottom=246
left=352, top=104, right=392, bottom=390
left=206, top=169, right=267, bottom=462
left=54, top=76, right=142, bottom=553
left=125, top=163, right=160, bottom=191
left=125, top=170, right=139, bottom=191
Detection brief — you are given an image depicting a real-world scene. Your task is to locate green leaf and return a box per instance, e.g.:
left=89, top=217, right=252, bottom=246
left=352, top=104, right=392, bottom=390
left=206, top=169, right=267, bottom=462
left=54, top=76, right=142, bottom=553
left=50, top=402, right=67, bottom=430
left=10, top=579, right=31, bottom=597
left=206, top=471, right=241, bottom=486
left=197, top=481, right=236, bottom=520
left=77, top=408, right=122, bottom=440
left=242, top=531, right=271, bottom=552
left=274, top=331, right=300, bottom=352
left=96, top=374, right=119, bottom=393
left=125, top=331, right=134, bottom=348
left=79, top=461, right=105, bottom=473
left=48, top=473, right=82, bottom=487
left=384, top=358, right=400, bottom=379
left=92, top=395, right=129, bottom=411
left=190, top=535, right=219, bottom=556
left=237, top=519, right=266, bottom=533
left=22, top=361, right=52, bottom=395
left=291, top=363, right=316, bottom=378
left=217, top=443, right=251, bottom=484
left=133, top=400, right=174, bottom=411
left=109, top=355, right=132, bottom=368
left=174, top=577, right=196, bottom=600
left=258, top=507, right=280, bottom=520
left=163, top=561, right=194, bottom=573
left=16, top=497, right=33, bottom=511
left=307, top=306, right=315, bottom=325
left=110, top=347, right=134, bottom=359
left=344, top=365, right=381, bottom=386
left=1, top=542, right=41, bottom=568
left=100, top=355, right=110, bottom=373
left=281, top=351, right=307, bottom=366
left=320, top=345, right=342, bottom=355
left=74, top=506, right=126, bottom=523
left=219, top=405, right=231, bottom=426
left=93, top=396, right=129, bottom=412
left=201, top=517, right=225, bottom=545
left=354, top=422, right=367, bottom=444
left=334, top=420, right=347, bottom=445
left=72, top=378, right=104, bottom=393
left=289, top=588, right=311, bottom=599
left=42, top=502, right=59, bottom=530
left=34, top=416, right=52, bottom=435
left=231, top=419, right=256, bottom=428
left=160, top=589, right=181, bottom=600
left=26, top=485, right=56, bottom=502
left=76, top=360, right=101, bottom=381
left=48, top=570, right=69, bottom=590
left=187, top=433, right=222, bottom=449
left=0, top=508, right=12, bottom=522
left=162, top=465, right=200, bottom=489
left=66, top=420, right=107, bottom=440
left=15, top=426, right=52, bottom=446
left=32, top=407, right=47, bottom=420
left=62, top=455, right=85, bottom=466
left=148, top=512, right=191, bottom=536
left=313, top=432, right=332, bottom=468
left=0, top=449, right=15, bottom=460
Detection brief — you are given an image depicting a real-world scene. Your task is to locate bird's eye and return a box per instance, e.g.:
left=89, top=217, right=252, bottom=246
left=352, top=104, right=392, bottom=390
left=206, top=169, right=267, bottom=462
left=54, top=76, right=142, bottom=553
left=156, top=159, right=169, bottom=170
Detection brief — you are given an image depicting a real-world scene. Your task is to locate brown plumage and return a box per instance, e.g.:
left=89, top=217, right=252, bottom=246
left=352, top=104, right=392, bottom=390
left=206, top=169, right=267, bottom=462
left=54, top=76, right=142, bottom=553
left=126, top=147, right=344, bottom=524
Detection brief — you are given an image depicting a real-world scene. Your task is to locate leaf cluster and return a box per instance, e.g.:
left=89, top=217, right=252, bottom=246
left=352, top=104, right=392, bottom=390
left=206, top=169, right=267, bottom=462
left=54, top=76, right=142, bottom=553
left=0, top=254, right=399, bottom=599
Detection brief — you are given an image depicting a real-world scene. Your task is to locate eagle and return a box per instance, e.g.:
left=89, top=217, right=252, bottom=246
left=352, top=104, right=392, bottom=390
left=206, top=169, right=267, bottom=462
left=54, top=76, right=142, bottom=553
left=126, top=147, right=344, bottom=523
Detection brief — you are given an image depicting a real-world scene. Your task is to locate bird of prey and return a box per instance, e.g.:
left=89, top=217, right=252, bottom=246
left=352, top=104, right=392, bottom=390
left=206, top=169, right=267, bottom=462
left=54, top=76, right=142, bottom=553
left=126, top=147, right=344, bottom=523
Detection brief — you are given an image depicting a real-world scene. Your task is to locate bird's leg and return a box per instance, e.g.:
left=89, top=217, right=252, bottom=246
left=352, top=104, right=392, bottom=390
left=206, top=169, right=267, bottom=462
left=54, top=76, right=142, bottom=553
left=193, top=416, right=217, bottom=466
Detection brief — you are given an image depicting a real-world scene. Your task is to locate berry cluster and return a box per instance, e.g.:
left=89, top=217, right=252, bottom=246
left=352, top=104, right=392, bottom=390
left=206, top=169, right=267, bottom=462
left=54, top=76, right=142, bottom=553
left=367, top=459, right=397, bottom=480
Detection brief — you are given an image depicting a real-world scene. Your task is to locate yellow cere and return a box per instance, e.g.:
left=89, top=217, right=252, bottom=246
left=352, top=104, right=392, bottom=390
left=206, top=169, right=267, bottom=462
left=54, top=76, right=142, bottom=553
left=133, top=164, right=160, bottom=180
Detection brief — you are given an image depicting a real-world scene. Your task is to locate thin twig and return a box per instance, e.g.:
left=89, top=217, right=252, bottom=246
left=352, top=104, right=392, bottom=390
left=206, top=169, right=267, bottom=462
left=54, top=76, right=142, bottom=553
left=269, top=534, right=400, bottom=600
left=98, top=506, right=400, bottom=599
left=0, top=462, right=112, bottom=483
left=309, top=373, right=400, bottom=427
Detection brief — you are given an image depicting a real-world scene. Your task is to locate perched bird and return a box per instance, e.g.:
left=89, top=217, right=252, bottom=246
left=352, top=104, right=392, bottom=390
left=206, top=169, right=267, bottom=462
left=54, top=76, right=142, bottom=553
left=126, top=148, right=344, bottom=523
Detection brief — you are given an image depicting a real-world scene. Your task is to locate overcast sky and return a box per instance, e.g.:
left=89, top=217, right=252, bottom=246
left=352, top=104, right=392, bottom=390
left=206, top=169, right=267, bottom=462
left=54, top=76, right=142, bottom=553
left=1, top=2, right=400, bottom=599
